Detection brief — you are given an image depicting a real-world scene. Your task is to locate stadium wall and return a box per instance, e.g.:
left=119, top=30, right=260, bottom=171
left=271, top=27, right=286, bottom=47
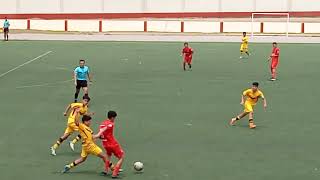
left=1, top=0, right=320, bottom=34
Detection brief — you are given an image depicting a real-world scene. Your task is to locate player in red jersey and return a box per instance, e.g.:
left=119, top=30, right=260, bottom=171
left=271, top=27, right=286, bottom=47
left=181, top=42, right=194, bottom=71
left=98, top=111, right=124, bottom=178
left=268, top=42, right=280, bottom=81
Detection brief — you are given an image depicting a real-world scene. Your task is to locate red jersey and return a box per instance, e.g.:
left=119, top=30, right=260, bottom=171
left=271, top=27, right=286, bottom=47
left=99, top=119, right=117, bottom=145
left=182, top=47, right=193, bottom=59
left=271, top=47, right=280, bottom=60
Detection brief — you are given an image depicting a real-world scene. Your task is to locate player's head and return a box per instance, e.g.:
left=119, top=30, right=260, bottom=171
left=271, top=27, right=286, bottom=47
left=252, top=82, right=259, bottom=91
left=272, top=42, right=277, bottom=48
left=243, top=32, right=246, bottom=36
left=107, top=110, right=117, bottom=121
left=79, top=59, right=85, bottom=67
left=82, top=115, right=92, bottom=126
left=184, top=42, right=189, bottom=47
left=82, top=95, right=91, bottom=105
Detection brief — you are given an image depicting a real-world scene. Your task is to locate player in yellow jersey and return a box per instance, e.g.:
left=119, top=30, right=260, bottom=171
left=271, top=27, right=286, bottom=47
left=62, top=113, right=110, bottom=174
left=240, top=32, right=250, bottom=59
left=50, top=96, right=93, bottom=156
left=230, top=82, right=267, bottom=129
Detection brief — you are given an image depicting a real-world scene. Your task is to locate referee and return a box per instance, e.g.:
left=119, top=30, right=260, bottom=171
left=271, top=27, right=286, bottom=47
left=74, top=59, right=92, bottom=102
left=3, top=17, right=10, bottom=41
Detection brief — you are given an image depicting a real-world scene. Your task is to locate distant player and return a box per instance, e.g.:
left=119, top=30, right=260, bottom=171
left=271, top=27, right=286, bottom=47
left=240, top=32, right=249, bottom=59
left=3, top=18, right=10, bottom=41
left=99, top=111, right=125, bottom=178
left=268, top=42, right=280, bottom=81
left=62, top=114, right=110, bottom=173
left=181, top=42, right=194, bottom=71
left=74, top=60, right=92, bottom=102
left=230, top=82, right=267, bottom=129
left=50, top=96, right=92, bottom=156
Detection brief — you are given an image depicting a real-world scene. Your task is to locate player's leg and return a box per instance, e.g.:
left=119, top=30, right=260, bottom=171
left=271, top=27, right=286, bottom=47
left=183, top=60, right=186, bottom=71
left=6, top=29, right=8, bottom=41
left=3, top=30, right=6, bottom=41
left=245, top=49, right=250, bottom=56
left=62, top=149, right=88, bottom=173
left=240, top=44, right=244, bottom=59
left=187, top=58, right=192, bottom=69
left=69, top=134, right=81, bottom=151
left=82, top=86, right=89, bottom=97
left=230, top=112, right=249, bottom=125
left=51, top=132, right=71, bottom=156
left=111, top=145, right=125, bottom=178
left=74, top=82, right=81, bottom=102
left=248, top=112, right=256, bottom=129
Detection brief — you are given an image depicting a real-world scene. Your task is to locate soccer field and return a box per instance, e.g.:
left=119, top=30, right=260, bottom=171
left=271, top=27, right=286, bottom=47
left=0, top=41, right=319, bottom=180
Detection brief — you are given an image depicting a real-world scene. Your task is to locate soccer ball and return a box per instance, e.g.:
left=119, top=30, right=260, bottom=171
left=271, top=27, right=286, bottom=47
left=133, top=161, right=144, bottom=171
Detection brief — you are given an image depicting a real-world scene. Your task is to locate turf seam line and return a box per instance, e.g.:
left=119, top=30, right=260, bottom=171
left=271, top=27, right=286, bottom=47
left=0, top=51, right=53, bottom=78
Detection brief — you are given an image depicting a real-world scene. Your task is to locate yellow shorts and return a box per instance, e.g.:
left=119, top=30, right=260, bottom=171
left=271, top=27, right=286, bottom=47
left=244, top=102, right=255, bottom=113
left=240, top=44, right=248, bottom=52
left=81, top=145, right=103, bottom=158
left=64, top=122, right=79, bottom=134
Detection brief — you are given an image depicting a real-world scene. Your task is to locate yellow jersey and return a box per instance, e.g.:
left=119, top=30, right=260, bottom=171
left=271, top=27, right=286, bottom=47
left=67, top=103, right=88, bottom=124
left=243, top=89, right=264, bottom=105
left=78, top=123, right=95, bottom=148
left=242, top=36, right=248, bottom=45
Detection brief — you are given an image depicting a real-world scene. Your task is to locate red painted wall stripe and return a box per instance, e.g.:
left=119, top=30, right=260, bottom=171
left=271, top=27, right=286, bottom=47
left=260, top=22, right=264, bottom=33
left=301, top=22, right=305, bottom=33
left=144, top=21, right=147, bottom=32
left=0, top=11, right=320, bottom=20
left=181, top=21, right=184, bottom=32
left=64, top=20, right=68, bottom=31
left=27, top=19, right=30, bottom=30
left=220, top=21, right=223, bottom=33
left=99, top=20, right=102, bottom=32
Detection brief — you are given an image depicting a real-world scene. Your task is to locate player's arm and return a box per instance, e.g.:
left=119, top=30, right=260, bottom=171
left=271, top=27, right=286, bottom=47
left=240, top=94, right=245, bottom=105
left=85, top=111, right=95, bottom=116
left=73, top=70, right=77, bottom=86
left=63, top=104, right=71, bottom=116
left=93, top=126, right=108, bottom=139
left=260, top=93, right=267, bottom=109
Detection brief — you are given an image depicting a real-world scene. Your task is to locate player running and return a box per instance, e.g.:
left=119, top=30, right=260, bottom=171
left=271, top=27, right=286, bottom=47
left=268, top=42, right=280, bottom=81
left=62, top=114, right=110, bottom=173
left=99, top=111, right=125, bottom=178
left=50, top=96, right=93, bottom=156
left=240, top=32, right=250, bottom=59
left=181, top=42, right=194, bottom=71
left=74, top=59, right=92, bottom=102
left=230, top=82, right=267, bottom=129
left=3, top=18, right=10, bottom=41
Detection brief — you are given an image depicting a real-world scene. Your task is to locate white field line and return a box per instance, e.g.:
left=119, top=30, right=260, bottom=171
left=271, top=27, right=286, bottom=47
left=15, top=79, right=73, bottom=89
left=0, top=51, right=52, bottom=78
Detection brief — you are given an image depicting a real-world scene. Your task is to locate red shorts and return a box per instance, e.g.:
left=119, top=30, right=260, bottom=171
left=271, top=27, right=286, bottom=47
left=103, top=142, right=124, bottom=159
left=184, top=57, right=192, bottom=64
left=271, top=59, right=279, bottom=69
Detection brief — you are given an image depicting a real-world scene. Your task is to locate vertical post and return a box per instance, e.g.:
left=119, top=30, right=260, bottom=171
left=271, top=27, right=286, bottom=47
left=260, top=22, right=264, bottom=34
left=181, top=21, right=184, bottom=32
left=251, top=13, right=254, bottom=37
left=144, top=21, right=147, bottom=32
left=27, top=19, right=30, bottom=30
left=64, top=20, right=68, bottom=31
left=286, top=14, right=290, bottom=37
left=220, top=21, right=223, bottom=33
left=99, top=20, right=103, bottom=32
left=301, top=22, right=305, bottom=33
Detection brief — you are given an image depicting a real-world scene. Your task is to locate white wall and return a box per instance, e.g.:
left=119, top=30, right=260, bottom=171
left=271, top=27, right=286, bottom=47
left=1, top=0, right=320, bottom=14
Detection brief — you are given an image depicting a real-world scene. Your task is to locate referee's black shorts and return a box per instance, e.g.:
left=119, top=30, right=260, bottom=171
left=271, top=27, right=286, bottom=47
left=76, top=80, right=87, bottom=89
left=3, top=28, right=9, bottom=33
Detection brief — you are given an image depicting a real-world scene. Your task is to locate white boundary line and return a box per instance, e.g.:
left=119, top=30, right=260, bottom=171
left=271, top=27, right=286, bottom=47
left=15, top=79, right=73, bottom=89
left=0, top=51, right=52, bottom=78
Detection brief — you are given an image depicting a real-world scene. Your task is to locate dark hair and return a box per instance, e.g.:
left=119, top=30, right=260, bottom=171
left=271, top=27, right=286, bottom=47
left=243, top=32, right=246, bottom=34
left=252, top=82, right=259, bottom=87
left=79, top=59, right=85, bottom=62
left=82, top=115, right=92, bottom=122
left=107, top=111, right=117, bottom=119
left=83, top=95, right=91, bottom=101
left=273, top=42, right=277, bottom=45
left=184, top=42, right=188, bottom=46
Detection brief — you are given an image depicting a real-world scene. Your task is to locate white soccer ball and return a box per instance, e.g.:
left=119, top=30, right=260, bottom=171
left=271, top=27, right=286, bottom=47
left=133, top=161, right=144, bottom=171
